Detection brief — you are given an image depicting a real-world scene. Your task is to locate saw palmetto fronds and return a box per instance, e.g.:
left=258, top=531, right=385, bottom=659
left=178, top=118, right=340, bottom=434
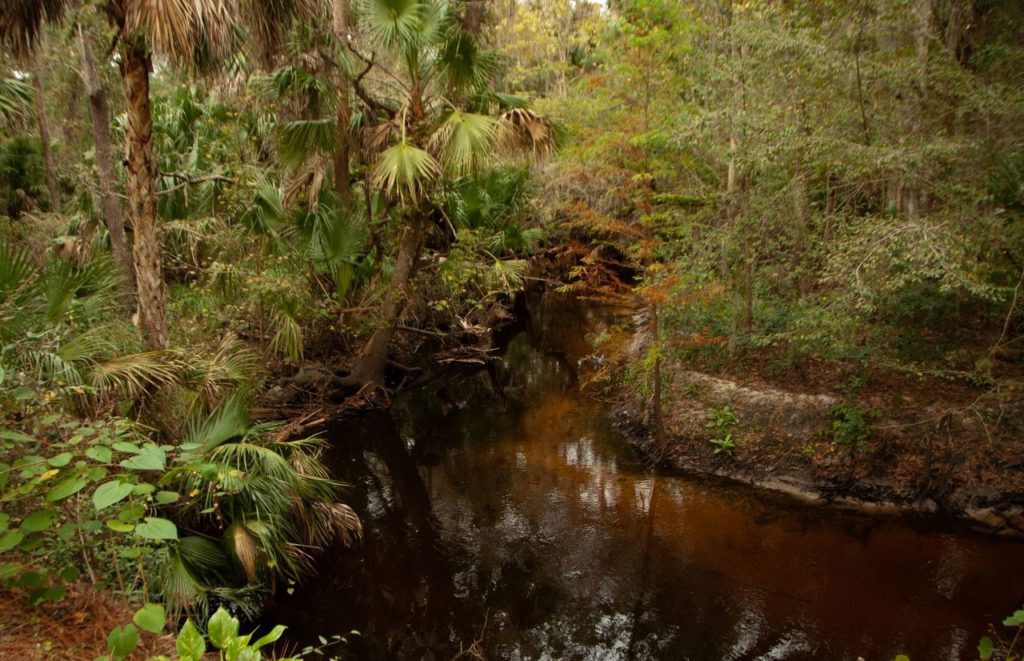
left=429, top=110, right=497, bottom=175
left=373, top=140, right=441, bottom=204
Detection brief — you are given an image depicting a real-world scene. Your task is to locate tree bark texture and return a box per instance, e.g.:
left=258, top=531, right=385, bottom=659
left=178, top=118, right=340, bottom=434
left=32, top=46, right=61, bottom=210
left=332, top=0, right=352, bottom=205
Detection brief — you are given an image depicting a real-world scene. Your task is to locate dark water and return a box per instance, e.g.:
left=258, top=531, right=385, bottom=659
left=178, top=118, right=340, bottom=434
left=269, top=294, right=1024, bottom=660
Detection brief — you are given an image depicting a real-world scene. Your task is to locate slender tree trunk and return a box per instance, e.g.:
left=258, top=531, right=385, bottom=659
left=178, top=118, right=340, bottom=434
left=332, top=0, right=352, bottom=205
left=31, top=46, right=61, bottom=211
left=650, top=302, right=666, bottom=451
left=347, top=215, right=425, bottom=387
left=77, top=27, right=134, bottom=291
left=121, top=42, right=169, bottom=350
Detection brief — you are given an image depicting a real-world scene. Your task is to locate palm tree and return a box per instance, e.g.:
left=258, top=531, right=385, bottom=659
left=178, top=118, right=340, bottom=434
left=340, top=0, right=554, bottom=388
left=1, top=0, right=311, bottom=350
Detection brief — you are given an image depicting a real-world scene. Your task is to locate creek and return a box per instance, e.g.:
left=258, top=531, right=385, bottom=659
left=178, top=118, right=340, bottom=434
left=267, top=293, right=1024, bottom=660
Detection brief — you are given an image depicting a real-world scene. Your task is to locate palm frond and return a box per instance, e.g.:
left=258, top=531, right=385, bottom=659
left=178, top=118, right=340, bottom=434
left=88, top=350, right=186, bottom=400
left=187, top=394, right=251, bottom=451
left=240, top=0, right=317, bottom=63
left=278, top=118, right=338, bottom=164
left=429, top=111, right=496, bottom=175
left=0, top=77, right=33, bottom=120
left=224, top=521, right=263, bottom=582
left=372, top=140, right=441, bottom=204
left=0, top=0, right=68, bottom=58
left=268, top=304, right=304, bottom=363
left=490, top=258, right=529, bottom=291
left=496, top=108, right=556, bottom=157
left=438, top=32, right=499, bottom=92
left=0, top=239, right=35, bottom=306
left=360, top=0, right=423, bottom=50
left=124, top=0, right=239, bottom=70
left=240, top=177, right=287, bottom=234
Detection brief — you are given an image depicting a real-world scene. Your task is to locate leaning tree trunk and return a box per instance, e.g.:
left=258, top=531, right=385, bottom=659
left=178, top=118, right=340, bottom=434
left=332, top=0, right=352, bottom=205
left=121, top=42, right=168, bottom=350
left=77, top=27, right=134, bottom=291
left=346, top=215, right=425, bottom=387
left=31, top=46, right=61, bottom=211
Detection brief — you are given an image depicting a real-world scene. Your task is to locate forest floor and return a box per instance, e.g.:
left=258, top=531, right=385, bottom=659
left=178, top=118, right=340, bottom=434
left=613, top=329, right=1024, bottom=536
left=0, top=585, right=174, bottom=659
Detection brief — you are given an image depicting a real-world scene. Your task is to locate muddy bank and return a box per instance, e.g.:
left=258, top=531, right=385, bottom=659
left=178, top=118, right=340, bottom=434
left=613, top=315, right=1024, bottom=538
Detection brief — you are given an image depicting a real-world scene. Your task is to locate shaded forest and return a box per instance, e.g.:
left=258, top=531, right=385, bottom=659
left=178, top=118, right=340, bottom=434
left=0, top=0, right=1023, bottom=659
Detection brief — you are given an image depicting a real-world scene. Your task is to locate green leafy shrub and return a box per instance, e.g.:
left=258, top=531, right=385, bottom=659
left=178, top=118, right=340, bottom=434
left=828, top=403, right=879, bottom=449
left=706, top=405, right=739, bottom=456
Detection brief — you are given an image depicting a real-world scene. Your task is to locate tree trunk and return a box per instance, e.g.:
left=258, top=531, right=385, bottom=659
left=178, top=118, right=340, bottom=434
left=77, top=27, right=135, bottom=291
left=650, top=302, right=666, bottom=451
left=31, top=46, right=61, bottom=211
left=332, top=0, right=352, bottom=205
left=121, top=42, right=169, bottom=350
left=346, top=215, right=425, bottom=387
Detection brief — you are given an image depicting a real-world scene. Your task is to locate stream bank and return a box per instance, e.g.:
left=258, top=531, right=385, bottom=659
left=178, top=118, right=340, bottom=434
left=614, top=309, right=1024, bottom=538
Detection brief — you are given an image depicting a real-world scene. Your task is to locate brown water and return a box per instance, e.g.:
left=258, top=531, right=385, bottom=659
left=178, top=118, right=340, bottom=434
left=269, top=294, right=1024, bottom=660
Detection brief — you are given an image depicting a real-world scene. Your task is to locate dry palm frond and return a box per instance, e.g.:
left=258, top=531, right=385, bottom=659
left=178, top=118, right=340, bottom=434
left=224, top=521, right=262, bottom=582
left=322, top=502, right=363, bottom=548
left=283, top=157, right=329, bottom=209
left=0, top=0, right=67, bottom=58
left=124, top=0, right=239, bottom=70
left=360, top=116, right=404, bottom=161
left=241, top=0, right=317, bottom=64
left=496, top=108, right=556, bottom=157
left=88, top=350, right=187, bottom=399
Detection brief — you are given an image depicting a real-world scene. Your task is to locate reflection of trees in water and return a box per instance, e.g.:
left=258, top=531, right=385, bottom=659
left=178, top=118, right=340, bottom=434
left=274, top=295, right=1024, bottom=660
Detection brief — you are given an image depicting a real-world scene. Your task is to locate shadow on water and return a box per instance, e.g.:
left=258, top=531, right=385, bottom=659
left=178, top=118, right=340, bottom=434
left=267, top=292, right=1024, bottom=660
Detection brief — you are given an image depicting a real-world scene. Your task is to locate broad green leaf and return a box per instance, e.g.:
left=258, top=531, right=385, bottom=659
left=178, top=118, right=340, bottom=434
left=107, top=623, right=138, bottom=661
left=45, top=476, right=89, bottom=502
left=59, top=565, right=80, bottom=581
left=207, top=607, right=239, bottom=650
left=118, top=503, right=145, bottom=522
left=21, top=510, right=55, bottom=532
left=0, top=530, right=24, bottom=551
left=120, top=446, right=166, bottom=471
left=132, top=603, right=165, bottom=634
left=85, top=446, right=113, bottom=463
left=979, top=635, right=994, bottom=660
left=176, top=619, right=206, bottom=661
left=155, top=490, right=179, bottom=504
left=0, top=430, right=35, bottom=443
left=252, top=624, right=287, bottom=649
left=28, top=585, right=66, bottom=605
left=105, top=519, right=134, bottom=533
left=0, top=561, right=23, bottom=580
left=136, top=517, right=177, bottom=540
left=93, top=480, right=135, bottom=511
left=223, top=633, right=253, bottom=659
left=235, top=649, right=261, bottom=661
left=47, top=452, right=73, bottom=467
left=111, top=442, right=141, bottom=454
left=1004, top=610, right=1024, bottom=627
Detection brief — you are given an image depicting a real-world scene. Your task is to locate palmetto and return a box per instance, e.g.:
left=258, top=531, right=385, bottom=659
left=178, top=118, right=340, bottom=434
left=0, top=0, right=314, bottom=352
left=160, top=396, right=361, bottom=617
left=339, top=0, right=556, bottom=387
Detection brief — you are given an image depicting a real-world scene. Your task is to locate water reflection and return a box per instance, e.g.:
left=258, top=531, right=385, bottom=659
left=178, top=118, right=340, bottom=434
left=269, top=294, right=1024, bottom=660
